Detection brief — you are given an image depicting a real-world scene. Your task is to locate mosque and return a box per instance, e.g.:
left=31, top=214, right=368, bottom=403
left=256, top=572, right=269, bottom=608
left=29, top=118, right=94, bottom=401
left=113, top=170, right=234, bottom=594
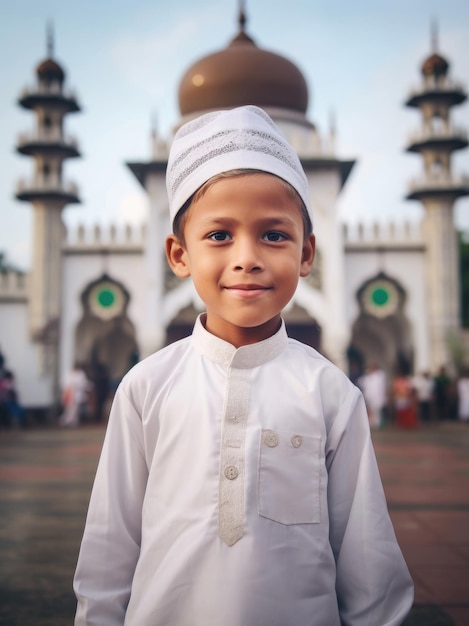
left=1, top=11, right=468, bottom=413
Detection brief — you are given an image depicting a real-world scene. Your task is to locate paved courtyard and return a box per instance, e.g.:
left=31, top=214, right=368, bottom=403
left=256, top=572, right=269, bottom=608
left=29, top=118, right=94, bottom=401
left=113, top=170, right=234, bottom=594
left=0, top=421, right=468, bottom=625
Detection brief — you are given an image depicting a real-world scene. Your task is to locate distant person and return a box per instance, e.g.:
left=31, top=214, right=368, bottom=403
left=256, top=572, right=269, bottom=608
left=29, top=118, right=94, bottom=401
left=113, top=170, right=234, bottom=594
left=91, top=362, right=110, bottom=423
left=1, top=370, right=25, bottom=427
left=392, top=369, right=418, bottom=429
left=457, top=368, right=469, bottom=422
left=433, top=366, right=451, bottom=420
left=59, top=363, right=90, bottom=428
left=0, top=367, right=9, bottom=427
left=358, top=361, right=387, bottom=428
left=413, top=370, right=434, bottom=422
left=74, top=106, right=413, bottom=626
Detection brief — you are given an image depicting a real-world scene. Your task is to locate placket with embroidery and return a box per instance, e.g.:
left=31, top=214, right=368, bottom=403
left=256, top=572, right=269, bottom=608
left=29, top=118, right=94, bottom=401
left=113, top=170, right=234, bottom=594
left=218, top=366, right=250, bottom=546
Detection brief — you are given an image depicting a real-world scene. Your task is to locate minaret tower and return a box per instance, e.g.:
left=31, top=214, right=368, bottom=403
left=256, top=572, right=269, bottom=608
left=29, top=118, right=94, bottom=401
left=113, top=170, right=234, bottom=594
left=15, top=26, right=81, bottom=399
left=405, top=24, right=469, bottom=371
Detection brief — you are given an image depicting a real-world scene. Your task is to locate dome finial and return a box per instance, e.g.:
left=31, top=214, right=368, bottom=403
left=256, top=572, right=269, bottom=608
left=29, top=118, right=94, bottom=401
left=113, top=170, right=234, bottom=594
left=238, top=0, right=247, bottom=33
left=47, top=21, right=54, bottom=58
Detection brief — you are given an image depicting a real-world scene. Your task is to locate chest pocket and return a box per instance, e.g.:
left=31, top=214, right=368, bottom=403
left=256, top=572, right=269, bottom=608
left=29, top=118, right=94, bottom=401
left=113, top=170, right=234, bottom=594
left=258, top=428, right=322, bottom=525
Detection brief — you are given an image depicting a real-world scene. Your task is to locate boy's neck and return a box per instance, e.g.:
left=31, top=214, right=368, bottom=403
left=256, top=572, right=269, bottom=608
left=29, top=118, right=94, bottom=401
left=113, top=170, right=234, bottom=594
left=202, top=314, right=282, bottom=348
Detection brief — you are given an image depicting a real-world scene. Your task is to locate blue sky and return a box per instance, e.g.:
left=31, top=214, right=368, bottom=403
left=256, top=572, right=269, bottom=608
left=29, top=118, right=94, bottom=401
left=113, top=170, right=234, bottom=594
left=1, top=0, right=469, bottom=268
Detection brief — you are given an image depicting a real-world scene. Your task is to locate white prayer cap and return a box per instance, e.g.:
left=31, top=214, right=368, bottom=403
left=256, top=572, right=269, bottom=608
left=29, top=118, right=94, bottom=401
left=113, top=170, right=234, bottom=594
left=166, top=105, right=311, bottom=227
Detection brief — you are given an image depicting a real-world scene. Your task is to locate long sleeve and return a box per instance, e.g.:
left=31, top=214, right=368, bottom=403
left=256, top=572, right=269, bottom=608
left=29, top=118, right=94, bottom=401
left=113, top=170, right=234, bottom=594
left=326, top=388, right=414, bottom=626
left=74, top=386, right=148, bottom=626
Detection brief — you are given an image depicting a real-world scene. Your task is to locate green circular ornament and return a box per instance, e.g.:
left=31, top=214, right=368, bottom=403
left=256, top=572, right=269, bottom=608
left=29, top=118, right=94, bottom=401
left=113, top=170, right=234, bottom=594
left=361, top=278, right=399, bottom=318
left=97, top=289, right=115, bottom=308
left=370, top=287, right=389, bottom=307
left=89, top=281, right=125, bottom=320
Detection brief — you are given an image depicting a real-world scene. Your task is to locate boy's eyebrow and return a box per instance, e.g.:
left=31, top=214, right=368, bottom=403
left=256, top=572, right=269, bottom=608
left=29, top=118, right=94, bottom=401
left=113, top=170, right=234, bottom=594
left=197, top=216, right=299, bottom=229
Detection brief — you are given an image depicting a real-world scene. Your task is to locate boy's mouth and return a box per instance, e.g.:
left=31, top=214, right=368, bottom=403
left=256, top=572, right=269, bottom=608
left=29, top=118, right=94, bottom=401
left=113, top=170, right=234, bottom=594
left=224, top=284, right=271, bottom=298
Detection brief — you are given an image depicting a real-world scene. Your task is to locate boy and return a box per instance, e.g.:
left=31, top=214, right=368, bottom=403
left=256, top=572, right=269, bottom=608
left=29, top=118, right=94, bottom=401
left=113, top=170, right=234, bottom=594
left=74, top=106, right=413, bottom=625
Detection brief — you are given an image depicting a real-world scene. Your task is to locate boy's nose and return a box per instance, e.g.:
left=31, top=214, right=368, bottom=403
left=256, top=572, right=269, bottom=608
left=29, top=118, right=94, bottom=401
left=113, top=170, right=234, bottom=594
left=232, top=239, right=264, bottom=272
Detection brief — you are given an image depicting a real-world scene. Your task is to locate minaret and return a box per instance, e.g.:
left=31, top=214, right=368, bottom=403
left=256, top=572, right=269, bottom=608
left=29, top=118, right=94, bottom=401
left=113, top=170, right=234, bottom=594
left=405, top=25, right=469, bottom=371
left=15, top=25, right=81, bottom=403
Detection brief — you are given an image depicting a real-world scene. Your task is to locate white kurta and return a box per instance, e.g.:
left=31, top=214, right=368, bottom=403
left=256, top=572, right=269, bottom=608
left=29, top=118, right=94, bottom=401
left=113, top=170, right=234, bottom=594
left=74, top=316, right=413, bottom=626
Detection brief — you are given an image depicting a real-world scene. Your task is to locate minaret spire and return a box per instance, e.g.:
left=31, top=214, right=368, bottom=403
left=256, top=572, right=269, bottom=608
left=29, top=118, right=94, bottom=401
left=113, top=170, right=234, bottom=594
left=47, top=21, right=54, bottom=58
left=150, top=109, right=158, bottom=139
left=431, top=18, right=438, bottom=53
left=329, top=107, right=336, bottom=135
left=328, top=107, right=337, bottom=154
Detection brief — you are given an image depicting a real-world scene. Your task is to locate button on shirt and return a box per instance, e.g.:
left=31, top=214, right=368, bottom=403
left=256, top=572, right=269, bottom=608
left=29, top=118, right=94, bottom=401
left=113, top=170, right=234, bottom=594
left=74, top=316, right=413, bottom=626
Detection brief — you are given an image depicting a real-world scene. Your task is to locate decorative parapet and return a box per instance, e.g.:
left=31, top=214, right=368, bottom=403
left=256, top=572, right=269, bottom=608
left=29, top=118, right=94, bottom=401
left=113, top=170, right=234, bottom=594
left=343, top=220, right=424, bottom=249
left=64, top=223, right=146, bottom=253
left=0, top=269, right=29, bottom=302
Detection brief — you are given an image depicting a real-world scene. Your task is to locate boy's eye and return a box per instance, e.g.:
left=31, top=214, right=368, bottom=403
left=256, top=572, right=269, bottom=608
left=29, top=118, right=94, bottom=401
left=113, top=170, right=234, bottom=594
left=263, top=231, right=287, bottom=242
left=208, top=231, right=231, bottom=241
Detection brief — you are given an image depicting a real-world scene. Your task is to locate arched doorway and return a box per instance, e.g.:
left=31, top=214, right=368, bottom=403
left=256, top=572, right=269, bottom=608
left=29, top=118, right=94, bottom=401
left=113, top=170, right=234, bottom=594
left=348, top=273, right=413, bottom=383
left=75, top=274, right=139, bottom=391
left=165, top=304, right=200, bottom=345
left=284, top=303, right=321, bottom=351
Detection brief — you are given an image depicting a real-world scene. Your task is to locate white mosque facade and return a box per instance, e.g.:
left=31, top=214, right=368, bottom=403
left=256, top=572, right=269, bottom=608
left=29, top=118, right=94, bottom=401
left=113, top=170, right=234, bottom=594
left=1, top=16, right=468, bottom=413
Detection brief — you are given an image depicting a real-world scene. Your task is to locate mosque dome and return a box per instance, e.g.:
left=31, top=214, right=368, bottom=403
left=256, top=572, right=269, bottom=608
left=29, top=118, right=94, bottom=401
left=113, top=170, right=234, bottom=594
left=178, top=11, right=308, bottom=116
left=36, top=58, right=65, bottom=83
left=421, top=52, right=449, bottom=78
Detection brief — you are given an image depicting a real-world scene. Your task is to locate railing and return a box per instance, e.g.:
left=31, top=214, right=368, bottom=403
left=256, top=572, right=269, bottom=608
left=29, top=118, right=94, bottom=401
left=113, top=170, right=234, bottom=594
left=407, top=126, right=468, bottom=145
left=407, top=173, right=469, bottom=193
left=19, top=84, right=79, bottom=101
left=407, top=76, right=466, bottom=99
left=17, top=130, right=79, bottom=149
left=16, top=178, right=79, bottom=196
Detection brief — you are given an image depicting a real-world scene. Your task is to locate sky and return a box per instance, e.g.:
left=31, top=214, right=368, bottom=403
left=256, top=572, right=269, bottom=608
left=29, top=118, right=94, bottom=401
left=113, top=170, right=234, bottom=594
left=1, top=0, right=469, bottom=270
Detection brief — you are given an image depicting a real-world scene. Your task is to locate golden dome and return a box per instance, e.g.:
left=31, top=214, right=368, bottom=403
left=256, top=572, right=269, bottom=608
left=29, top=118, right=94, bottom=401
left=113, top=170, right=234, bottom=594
left=178, top=14, right=308, bottom=116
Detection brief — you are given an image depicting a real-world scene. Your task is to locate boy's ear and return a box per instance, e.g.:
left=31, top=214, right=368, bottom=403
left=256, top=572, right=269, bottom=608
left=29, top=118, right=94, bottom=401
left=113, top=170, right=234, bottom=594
left=165, top=234, right=191, bottom=278
left=299, top=234, right=316, bottom=277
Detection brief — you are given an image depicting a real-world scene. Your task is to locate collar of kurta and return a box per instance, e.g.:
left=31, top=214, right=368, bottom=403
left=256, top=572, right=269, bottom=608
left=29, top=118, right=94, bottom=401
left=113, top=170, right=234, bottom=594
left=191, top=314, right=288, bottom=370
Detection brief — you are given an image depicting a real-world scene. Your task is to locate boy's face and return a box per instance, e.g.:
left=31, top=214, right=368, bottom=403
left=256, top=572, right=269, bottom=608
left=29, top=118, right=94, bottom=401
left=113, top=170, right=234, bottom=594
left=166, top=173, right=315, bottom=347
